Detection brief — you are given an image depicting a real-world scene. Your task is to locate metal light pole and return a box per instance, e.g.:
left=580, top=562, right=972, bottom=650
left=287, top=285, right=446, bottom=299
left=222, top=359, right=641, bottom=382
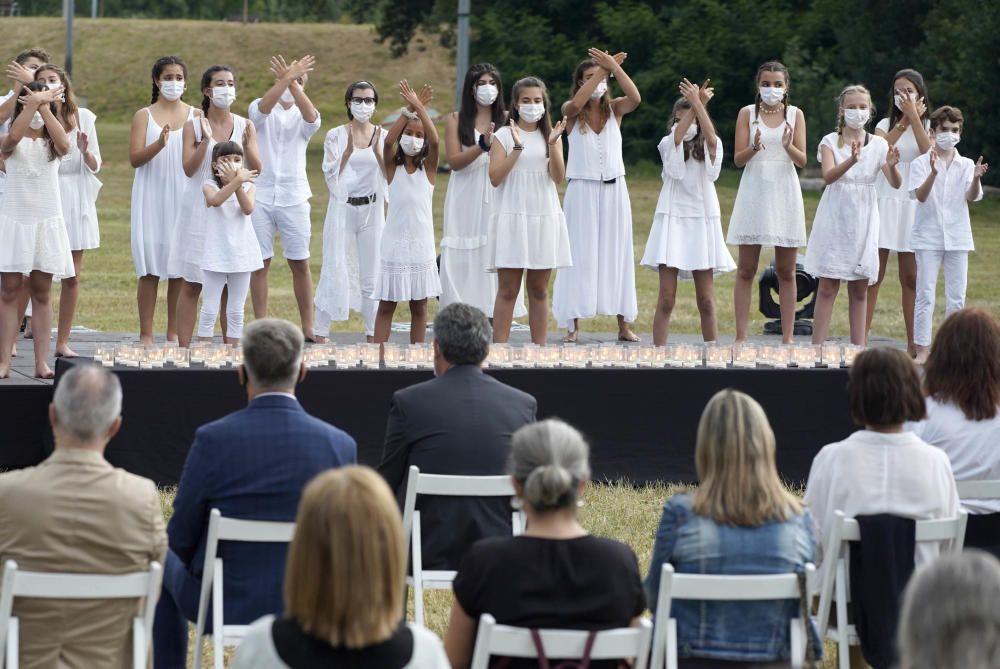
left=454, top=0, right=470, bottom=110
left=65, top=0, right=74, bottom=77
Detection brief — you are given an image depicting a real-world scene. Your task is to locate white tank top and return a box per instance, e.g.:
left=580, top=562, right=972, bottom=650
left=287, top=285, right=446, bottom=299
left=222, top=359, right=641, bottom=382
left=341, top=127, right=382, bottom=198
left=565, top=107, right=626, bottom=181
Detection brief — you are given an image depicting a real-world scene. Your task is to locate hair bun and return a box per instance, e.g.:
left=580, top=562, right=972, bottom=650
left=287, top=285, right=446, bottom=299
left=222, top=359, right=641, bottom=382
left=523, top=463, right=575, bottom=510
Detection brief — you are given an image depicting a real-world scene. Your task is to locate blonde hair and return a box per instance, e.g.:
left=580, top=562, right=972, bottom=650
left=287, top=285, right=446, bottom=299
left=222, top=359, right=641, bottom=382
left=283, top=466, right=405, bottom=648
left=836, top=83, right=874, bottom=144
left=692, top=389, right=802, bottom=526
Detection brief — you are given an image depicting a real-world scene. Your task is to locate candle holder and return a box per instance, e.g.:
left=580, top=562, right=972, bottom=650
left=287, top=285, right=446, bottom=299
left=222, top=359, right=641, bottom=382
left=790, top=344, right=821, bottom=368
left=337, top=344, right=359, bottom=369
left=174, top=347, right=190, bottom=368
left=842, top=344, right=864, bottom=367
left=651, top=345, right=670, bottom=368
left=593, top=343, right=623, bottom=369
left=360, top=343, right=380, bottom=369
left=115, top=345, right=139, bottom=368
left=93, top=345, right=114, bottom=367
left=733, top=343, right=759, bottom=369
left=821, top=343, right=843, bottom=368
left=383, top=343, right=404, bottom=369
left=758, top=343, right=790, bottom=368
left=230, top=347, right=243, bottom=367
left=486, top=343, right=512, bottom=369
left=705, top=343, right=732, bottom=369
left=668, top=343, right=702, bottom=368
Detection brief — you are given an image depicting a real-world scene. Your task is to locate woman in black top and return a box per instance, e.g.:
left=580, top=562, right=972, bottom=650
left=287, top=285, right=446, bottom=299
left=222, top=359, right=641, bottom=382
left=445, top=419, right=646, bottom=669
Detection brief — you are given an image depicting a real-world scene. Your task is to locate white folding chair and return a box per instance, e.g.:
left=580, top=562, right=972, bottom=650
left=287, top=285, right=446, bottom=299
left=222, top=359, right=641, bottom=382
left=401, top=465, right=524, bottom=626
left=956, top=479, right=1000, bottom=501
left=815, top=510, right=968, bottom=669
left=649, top=562, right=816, bottom=669
left=470, top=613, right=652, bottom=669
left=192, top=509, right=296, bottom=669
left=0, top=559, right=162, bottom=669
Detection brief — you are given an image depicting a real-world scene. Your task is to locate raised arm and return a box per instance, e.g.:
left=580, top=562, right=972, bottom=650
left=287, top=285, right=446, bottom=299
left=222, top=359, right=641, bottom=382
left=128, top=109, right=169, bottom=168
left=182, top=117, right=210, bottom=178
left=547, top=117, right=567, bottom=184
left=821, top=141, right=859, bottom=185
left=600, top=50, right=641, bottom=116
left=968, top=156, right=988, bottom=201
left=489, top=122, right=520, bottom=187
left=733, top=106, right=760, bottom=168
left=241, top=121, right=262, bottom=173
left=680, top=78, right=717, bottom=161
left=881, top=145, right=902, bottom=189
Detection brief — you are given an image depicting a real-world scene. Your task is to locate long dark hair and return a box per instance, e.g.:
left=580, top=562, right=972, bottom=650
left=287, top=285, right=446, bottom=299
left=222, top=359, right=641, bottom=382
left=200, top=65, right=233, bottom=116
left=344, top=80, right=379, bottom=120
left=510, top=76, right=554, bottom=157
left=211, top=141, right=244, bottom=188
left=887, top=68, right=930, bottom=130
left=150, top=55, right=187, bottom=104
left=753, top=60, right=790, bottom=121
left=671, top=97, right=705, bottom=162
left=13, top=81, right=57, bottom=160
left=569, top=58, right=611, bottom=134
left=34, top=64, right=78, bottom=132
left=458, top=63, right=506, bottom=148
left=924, top=308, right=1000, bottom=421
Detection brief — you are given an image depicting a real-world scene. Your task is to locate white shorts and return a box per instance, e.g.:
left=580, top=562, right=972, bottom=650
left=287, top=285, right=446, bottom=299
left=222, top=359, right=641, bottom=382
left=251, top=201, right=312, bottom=261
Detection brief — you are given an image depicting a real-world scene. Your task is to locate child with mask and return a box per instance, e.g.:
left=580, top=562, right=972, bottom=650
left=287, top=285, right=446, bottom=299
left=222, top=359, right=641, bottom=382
left=371, top=80, right=441, bottom=344
left=640, top=80, right=735, bottom=346
left=804, top=84, right=901, bottom=346
left=910, top=105, right=989, bottom=363
left=169, top=65, right=261, bottom=347
left=197, top=142, right=263, bottom=345
left=487, top=75, right=571, bottom=345
left=129, top=55, right=196, bottom=345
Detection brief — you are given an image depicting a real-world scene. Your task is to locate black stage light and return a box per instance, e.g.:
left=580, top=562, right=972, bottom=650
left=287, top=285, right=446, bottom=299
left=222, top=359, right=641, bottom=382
left=758, top=262, right=818, bottom=336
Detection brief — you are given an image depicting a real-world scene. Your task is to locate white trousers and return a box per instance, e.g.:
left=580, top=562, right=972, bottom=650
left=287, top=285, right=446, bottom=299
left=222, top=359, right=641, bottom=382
left=314, top=204, right=382, bottom=337
left=198, top=270, right=252, bottom=339
left=914, top=249, right=968, bottom=346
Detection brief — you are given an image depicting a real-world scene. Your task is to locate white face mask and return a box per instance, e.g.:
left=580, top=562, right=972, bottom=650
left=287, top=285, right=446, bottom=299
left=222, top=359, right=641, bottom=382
left=29, top=111, right=45, bottom=130
left=518, top=103, right=545, bottom=123
left=280, top=88, right=295, bottom=104
left=935, top=131, right=961, bottom=150
left=400, top=135, right=425, bottom=156
left=590, top=80, right=608, bottom=100
left=894, top=92, right=915, bottom=111
left=759, top=86, right=784, bottom=106
left=159, top=80, right=184, bottom=102
left=211, top=86, right=236, bottom=109
left=475, top=83, right=498, bottom=106
left=45, top=82, right=65, bottom=102
left=843, top=108, right=870, bottom=129
left=351, top=101, right=375, bottom=122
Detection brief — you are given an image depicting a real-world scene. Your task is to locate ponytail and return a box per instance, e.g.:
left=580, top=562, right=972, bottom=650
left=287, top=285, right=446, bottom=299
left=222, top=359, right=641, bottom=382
left=150, top=82, right=159, bottom=105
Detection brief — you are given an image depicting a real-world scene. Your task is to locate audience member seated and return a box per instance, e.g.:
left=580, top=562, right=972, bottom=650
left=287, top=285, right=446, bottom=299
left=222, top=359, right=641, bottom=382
left=444, top=419, right=645, bottom=669
left=804, top=346, right=959, bottom=566
left=378, top=302, right=536, bottom=569
left=232, top=466, right=450, bottom=668
left=644, top=389, right=818, bottom=669
left=154, top=319, right=358, bottom=669
left=897, top=550, right=1000, bottom=669
left=908, top=308, right=1000, bottom=557
left=0, top=365, right=166, bottom=666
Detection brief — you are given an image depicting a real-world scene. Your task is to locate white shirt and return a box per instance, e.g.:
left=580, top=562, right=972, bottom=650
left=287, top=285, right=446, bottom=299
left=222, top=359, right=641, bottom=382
left=908, top=397, right=1000, bottom=514
left=248, top=99, right=321, bottom=207
left=654, top=134, right=723, bottom=218
left=564, top=109, right=626, bottom=181
left=908, top=150, right=981, bottom=251
left=803, top=429, right=959, bottom=566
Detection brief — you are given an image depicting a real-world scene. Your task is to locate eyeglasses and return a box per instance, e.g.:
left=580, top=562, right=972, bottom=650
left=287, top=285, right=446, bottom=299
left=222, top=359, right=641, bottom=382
left=351, top=97, right=376, bottom=105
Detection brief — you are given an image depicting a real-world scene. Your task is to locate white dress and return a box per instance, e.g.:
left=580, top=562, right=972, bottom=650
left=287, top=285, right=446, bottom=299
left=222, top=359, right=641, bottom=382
left=0, top=137, right=75, bottom=279
left=167, top=114, right=249, bottom=283
left=487, top=126, right=572, bottom=271
left=552, top=110, right=637, bottom=329
left=804, top=133, right=889, bottom=284
left=439, top=127, right=525, bottom=317
left=131, top=106, right=193, bottom=278
left=60, top=108, right=102, bottom=251
left=372, top=166, right=441, bottom=301
left=875, top=117, right=928, bottom=253
left=200, top=181, right=264, bottom=274
left=641, top=133, right=736, bottom=279
left=726, top=105, right=807, bottom=247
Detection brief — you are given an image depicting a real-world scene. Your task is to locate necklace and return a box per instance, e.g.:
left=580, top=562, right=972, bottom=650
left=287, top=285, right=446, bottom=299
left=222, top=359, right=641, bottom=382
left=760, top=104, right=785, bottom=115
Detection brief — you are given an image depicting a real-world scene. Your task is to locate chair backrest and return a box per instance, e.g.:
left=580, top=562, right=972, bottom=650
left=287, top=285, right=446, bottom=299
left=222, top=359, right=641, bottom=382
left=956, top=479, right=1000, bottom=500
left=0, top=559, right=162, bottom=667
left=470, top=613, right=652, bottom=669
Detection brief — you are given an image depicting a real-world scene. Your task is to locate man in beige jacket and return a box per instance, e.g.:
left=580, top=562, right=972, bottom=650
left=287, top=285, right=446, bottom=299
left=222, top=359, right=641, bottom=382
left=0, top=364, right=167, bottom=668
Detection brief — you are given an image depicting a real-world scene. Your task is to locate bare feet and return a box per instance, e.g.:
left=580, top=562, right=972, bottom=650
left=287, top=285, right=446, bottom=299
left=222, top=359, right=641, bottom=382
left=0, top=363, right=9, bottom=379
left=55, top=346, right=79, bottom=358
left=35, top=363, right=54, bottom=380
left=23, top=317, right=33, bottom=339
left=562, top=331, right=578, bottom=344
left=618, top=327, right=640, bottom=343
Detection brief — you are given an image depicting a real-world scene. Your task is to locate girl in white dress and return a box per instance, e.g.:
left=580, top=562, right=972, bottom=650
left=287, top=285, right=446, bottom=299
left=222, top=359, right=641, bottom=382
left=372, top=81, right=442, bottom=344
left=129, top=55, right=196, bottom=345
left=488, top=76, right=571, bottom=345
left=552, top=48, right=641, bottom=343
left=727, top=61, right=808, bottom=344
left=0, top=82, right=73, bottom=379
left=641, top=83, right=735, bottom=346
left=197, top=142, right=263, bottom=345
left=867, top=68, right=932, bottom=354
left=441, top=63, right=518, bottom=318
left=32, top=65, right=102, bottom=359
left=170, top=65, right=262, bottom=348
left=314, top=80, right=387, bottom=343
left=804, top=85, right=901, bottom=346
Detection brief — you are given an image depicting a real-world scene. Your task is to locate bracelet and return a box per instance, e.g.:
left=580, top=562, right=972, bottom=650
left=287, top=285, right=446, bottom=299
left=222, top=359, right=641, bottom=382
left=512, top=144, right=524, bottom=151
left=895, top=121, right=908, bottom=132
left=477, top=134, right=491, bottom=152
left=401, top=107, right=418, bottom=121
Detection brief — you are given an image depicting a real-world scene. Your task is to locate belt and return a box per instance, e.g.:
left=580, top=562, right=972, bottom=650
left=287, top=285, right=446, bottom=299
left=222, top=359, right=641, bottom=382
left=346, top=194, right=377, bottom=206
left=603, top=177, right=617, bottom=184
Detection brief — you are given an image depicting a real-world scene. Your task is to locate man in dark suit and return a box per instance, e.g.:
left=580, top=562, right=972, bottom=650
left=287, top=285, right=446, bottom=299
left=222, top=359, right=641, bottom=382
left=153, top=319, right=356, bottom=669
left=378, top=303, right=536, bottom=570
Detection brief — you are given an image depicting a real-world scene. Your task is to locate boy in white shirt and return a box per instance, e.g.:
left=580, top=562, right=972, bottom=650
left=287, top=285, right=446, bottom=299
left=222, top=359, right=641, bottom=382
left=909, top=105, right=989, bottom=363
left=248, top=54, right=322, bottom=339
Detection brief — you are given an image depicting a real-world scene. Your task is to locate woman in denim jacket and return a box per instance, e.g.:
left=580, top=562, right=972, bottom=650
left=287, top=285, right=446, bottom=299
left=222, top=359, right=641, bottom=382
left=645, top=389, right=817, bottom=668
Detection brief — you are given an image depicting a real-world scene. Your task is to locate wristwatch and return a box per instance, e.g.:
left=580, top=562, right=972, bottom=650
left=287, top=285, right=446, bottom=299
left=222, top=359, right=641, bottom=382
left=512, top=144, right=524, bottom=151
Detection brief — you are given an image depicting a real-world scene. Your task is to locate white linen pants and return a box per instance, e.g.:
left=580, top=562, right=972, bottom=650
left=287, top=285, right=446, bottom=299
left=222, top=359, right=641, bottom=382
left=914, top=249, right=968, bottom=346
left=198, top=270, right=251, bottom=339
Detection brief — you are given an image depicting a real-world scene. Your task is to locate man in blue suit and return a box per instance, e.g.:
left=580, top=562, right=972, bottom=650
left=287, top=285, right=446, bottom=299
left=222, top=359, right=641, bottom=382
left=154, top=319, right=356, bottom=668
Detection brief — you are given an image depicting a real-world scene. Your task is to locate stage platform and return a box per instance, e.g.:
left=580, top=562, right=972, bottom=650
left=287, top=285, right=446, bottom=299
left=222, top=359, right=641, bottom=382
left=0, top=327, right=885, bottom=487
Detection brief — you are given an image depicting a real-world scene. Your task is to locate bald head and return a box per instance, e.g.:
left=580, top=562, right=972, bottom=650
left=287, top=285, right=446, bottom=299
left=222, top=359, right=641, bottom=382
left=52, top=365, right=122, bottom=445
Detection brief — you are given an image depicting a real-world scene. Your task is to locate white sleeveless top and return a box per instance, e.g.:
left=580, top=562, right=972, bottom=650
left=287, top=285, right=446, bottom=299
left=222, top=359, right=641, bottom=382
left=565, top=108, right=626, bottom=181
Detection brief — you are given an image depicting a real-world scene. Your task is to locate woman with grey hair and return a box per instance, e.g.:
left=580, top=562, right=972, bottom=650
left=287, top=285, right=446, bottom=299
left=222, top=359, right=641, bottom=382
left=444, top=419, right=645, bottom=669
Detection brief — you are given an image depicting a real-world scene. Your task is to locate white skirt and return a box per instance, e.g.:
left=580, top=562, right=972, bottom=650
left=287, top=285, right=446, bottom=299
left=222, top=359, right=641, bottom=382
left=552, top=178, right=637, bottom=328
left=0, top=212, right=75, bottom=279
left=487, top=170, right=572, bottom=271
left=876, top=161, right=915, bottom=253
left=59, top=172, right=101, bottom=251
left=641, top=213, right=736, bottom=280
left=167, top=178, right=211, bottom=283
